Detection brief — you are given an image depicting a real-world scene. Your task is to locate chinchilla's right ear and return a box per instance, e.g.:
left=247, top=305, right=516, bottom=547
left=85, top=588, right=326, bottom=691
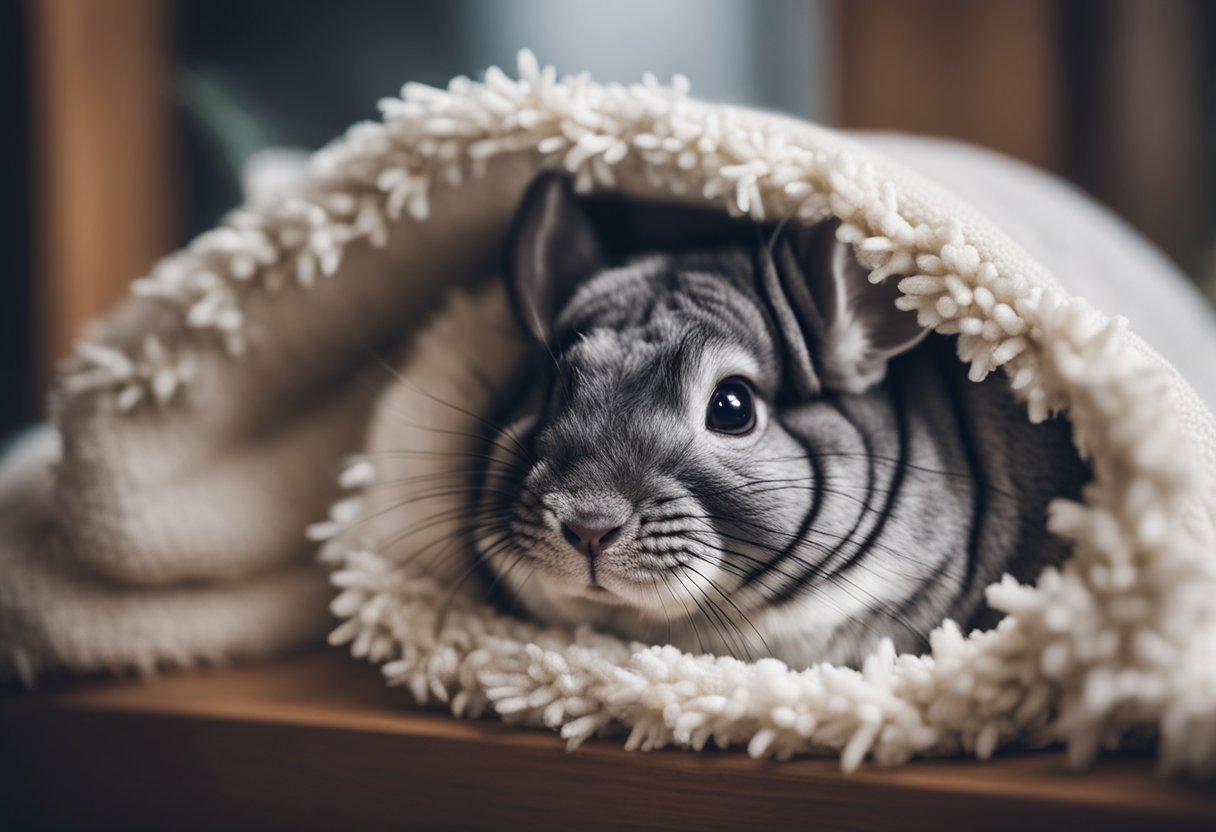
left=505, top=172, right=605, bottom=344
left=759, top=218, right=926, bottom=398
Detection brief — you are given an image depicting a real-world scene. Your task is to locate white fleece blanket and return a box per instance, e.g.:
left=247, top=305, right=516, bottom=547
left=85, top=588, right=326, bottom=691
left=3, top=53, right=1216, bottom=777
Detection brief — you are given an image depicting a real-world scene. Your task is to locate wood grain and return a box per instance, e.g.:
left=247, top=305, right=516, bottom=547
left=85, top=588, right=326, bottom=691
left=1061, top=0, right=1202, bottom=262
left=2, top=651, right=1213, bottom=831
left=29, top=0, right=175, bottom=389
left=830, top=0, right=1063, bottom=173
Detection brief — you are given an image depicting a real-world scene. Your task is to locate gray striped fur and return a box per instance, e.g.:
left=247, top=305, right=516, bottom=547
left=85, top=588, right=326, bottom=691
left=472, top=177, right=1088, bottom=669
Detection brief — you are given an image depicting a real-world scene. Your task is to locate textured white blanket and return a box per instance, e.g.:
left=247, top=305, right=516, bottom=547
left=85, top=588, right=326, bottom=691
left=3, top=53, right=1215, bottom=777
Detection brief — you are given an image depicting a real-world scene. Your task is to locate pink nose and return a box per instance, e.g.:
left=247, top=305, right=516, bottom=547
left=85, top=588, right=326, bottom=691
left=560, top=522, right=623, bottom=557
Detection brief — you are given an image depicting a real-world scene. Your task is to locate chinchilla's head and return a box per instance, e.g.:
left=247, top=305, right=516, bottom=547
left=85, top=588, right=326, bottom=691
left=475, top=173, right=926, bottom=650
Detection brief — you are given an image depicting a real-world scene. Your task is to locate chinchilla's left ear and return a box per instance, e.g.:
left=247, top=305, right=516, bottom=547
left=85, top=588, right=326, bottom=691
left=758, top=218, right=927, bottom=397
left=504, top=172, right=606, bottom=344
left=505, top=173, right=764, bottom=343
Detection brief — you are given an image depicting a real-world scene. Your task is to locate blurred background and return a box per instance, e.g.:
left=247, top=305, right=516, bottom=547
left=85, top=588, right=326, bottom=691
left=4, top=0, right=1215, bottom=441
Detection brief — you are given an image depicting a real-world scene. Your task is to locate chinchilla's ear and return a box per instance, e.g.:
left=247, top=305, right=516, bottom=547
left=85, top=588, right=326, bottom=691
left=759, top=218, right=926, bottom=397
left=505, top=172, right=605, bottom=344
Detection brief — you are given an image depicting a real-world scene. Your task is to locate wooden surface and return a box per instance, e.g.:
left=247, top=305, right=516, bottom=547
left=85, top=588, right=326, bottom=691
left=30, top=0, right=175, bottom=387
left=1, top=651, right=1214, bottom=831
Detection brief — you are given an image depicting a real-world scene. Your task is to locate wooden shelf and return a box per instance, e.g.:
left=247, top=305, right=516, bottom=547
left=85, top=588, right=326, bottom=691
left=2, top=650, right=1214, bottom=831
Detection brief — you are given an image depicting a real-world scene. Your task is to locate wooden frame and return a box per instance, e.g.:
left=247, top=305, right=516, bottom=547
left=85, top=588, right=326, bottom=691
left=30, top=0, right=174, bottom=389
left=829, top=0, right=1204, bottom=268
left=829, top=0, right=1062, bottom=172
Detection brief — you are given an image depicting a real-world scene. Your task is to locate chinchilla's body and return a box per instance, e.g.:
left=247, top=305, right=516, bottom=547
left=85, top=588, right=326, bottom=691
left=470, top=174, right=1087, bottom=668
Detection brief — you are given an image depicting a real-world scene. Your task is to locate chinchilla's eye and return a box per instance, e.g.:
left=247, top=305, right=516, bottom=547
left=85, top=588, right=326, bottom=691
left=706, top=378, right=756, bottom=435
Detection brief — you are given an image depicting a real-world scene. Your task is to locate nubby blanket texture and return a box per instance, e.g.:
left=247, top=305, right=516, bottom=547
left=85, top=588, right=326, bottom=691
left=3, top=53, right=1216, bottom=777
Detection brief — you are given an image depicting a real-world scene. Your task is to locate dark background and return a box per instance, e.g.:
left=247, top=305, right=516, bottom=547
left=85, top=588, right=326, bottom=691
left=5, top=0, right=1215, bottom=442
left=2, top=0, right=35, bottom=446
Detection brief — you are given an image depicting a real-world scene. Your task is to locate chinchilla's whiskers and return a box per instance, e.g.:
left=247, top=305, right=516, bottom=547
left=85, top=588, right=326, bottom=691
left=355, top=467, right=514, bottom=491
left=502, top=559, right=541, bottom=619
left=656, top=513, right=837, bottom=561
left=434, top=534, right=522, bottom=631
left=651, top=578, right=674, bottom=647
left=667, top=571, right=731, bottom=656
left=761, top=557, right=931, bottom=655
left=344, top=447, right=528, bottom=567
left=664, top=509, right=940, bottom=617
left=351, top=367, right=530, bottom=465
left=623, top=559, right=678, bottom=638
left=362, top=341, right=539, bottom=468
left=694, top=479, right=883, bottom=517
left=392, top=513, right=512, bottom=570
left=355, top=515, right=514, bottom=614
left=740, top=497, right=952, bottom=643
left=671, top=519, right=934, bottom=654
left=376, top=505, right=511, bottom=560
left=814, top=468, right=1016, bottom=508
left=345, top=516, right=511, bottom=591
left=810, top=529, right=945, bottom=590
left=368, top=483, right=521, bottom=508
left=680, top=467, right=890, bottom=513
left=815, top=566, right=937, bottom=652
left=683, top=515, right=933, bottom=575
left=350, top=448, right=529, bottom=476
left=648, top=509, right=793, bottom=541
left=668, top=565, right=745, bottom=659
left=653, top=473, right=819, bottom=507
left=640, top=513, right=813, bottom=581
left=666, top=547, right=749, bottom=581
left=441, top=343, right=540, bottom=466
left=746, top=449, right=1019, bottom=502
left=668, top=506, right=858, bottom=551
left=508, top=521, right=552, bottom=547
left=681, top=565, right=765, bottom=662
left=688, top=474, right=1016, bottom=541
left=364, top=475, right=518, bottom=517
left=320, top=320, right=538, bottom=477
left=325, top=482, right=513, bottom=539
left=689, top=480, right=900, bottom=543
left=680, top=466, right=943, bottom=513
left=376, top=423, right=532, bottom=468
left=675, top=534, right=810, bottom=583
left=659, top=571, right=706, bottom=655
left=674, top=559, right=772, bottom=659
left=367, top=497, right=517, bottom=561
left=675, top=482, right=952, bottom=570
left=411, top=526, right=514, bottom=583
left=676, top=530, right=787, bottom=569
left=436, top=508, right=548, bottom=629
left=482, top=541, right=536, bottom=601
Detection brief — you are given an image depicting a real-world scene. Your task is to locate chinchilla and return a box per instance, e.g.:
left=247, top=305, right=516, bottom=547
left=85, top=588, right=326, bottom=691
left=468, top=173, right=1087, bottom=668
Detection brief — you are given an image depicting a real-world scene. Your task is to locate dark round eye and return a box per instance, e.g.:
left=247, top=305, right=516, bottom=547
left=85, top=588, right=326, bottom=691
left=706, top=378, right=756, bottom=435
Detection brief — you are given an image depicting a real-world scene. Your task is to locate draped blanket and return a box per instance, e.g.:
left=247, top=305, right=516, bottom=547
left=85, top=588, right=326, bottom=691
left=4, top=52, right=1216, bottom=777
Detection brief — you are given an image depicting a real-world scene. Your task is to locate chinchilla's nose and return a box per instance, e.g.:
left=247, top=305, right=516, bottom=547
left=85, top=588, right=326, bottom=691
left=547, top=491, right=633, bottom=561
left=560, top=522, right=624, bottom=557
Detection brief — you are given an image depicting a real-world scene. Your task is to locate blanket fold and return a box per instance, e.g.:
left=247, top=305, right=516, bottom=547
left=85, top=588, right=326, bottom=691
left=3, top=52, right=1215, bottom=777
